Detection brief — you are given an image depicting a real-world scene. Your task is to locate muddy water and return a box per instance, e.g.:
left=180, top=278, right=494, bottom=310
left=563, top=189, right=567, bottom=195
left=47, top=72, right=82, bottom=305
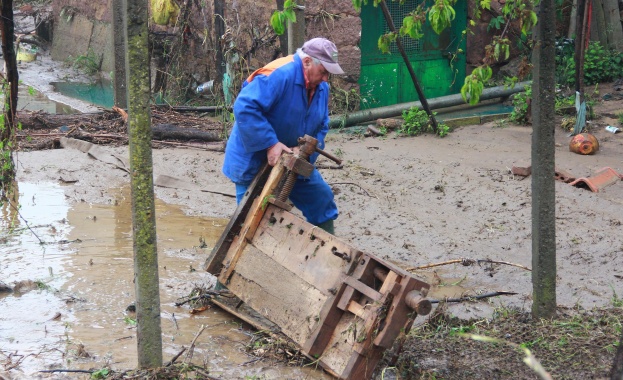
left=1, top=183, right=329, bottom=379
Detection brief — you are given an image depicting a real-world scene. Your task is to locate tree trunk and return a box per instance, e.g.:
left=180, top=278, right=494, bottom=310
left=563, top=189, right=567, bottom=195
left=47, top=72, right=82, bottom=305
left=568, top=0, right=578, bottom=38
left=531, top=0, right=558, bottom=319
left=602, top=0, right=623, bottom=50
left=287, top=0, right=305, bottom=53
left=112, top=0, right=128, bottom=109
left=591, top=0, right=609, bottom=46
left=275, top=0, right=288, bottom=56
left=0, top=0, right=19, bottom=185
left=127, top=0, right=163, bottom=368
left=214, top=0, right=226, bottom=84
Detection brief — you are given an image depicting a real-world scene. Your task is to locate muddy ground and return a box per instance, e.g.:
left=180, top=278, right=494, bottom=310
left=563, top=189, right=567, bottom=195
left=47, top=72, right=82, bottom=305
left=8, top=46, right=623, bottom=378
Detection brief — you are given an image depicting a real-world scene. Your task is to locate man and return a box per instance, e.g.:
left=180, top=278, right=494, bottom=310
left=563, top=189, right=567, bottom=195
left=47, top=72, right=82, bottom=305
left=222, top=37, right=344, bottom=234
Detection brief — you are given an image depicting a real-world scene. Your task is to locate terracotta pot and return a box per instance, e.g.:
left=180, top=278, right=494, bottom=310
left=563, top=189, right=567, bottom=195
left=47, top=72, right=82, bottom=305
left=569, top=133, right=599, bottom=155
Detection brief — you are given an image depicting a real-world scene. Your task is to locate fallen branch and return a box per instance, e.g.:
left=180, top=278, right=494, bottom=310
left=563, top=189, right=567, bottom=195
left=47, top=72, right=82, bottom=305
left=165, top=346, right=186, bottom=367
left=184, top=325, right=207, bottom=364
left=430, top=291, right=518, bottom=304
left=39, top=369, right=94, bottom=374
left=153, top=140, right=225, bottom=152
left=175, top=291, right=223, bottom=306
left=477, top=259, right=532, bottom=271
left=406, top=258, right=531, bottom=272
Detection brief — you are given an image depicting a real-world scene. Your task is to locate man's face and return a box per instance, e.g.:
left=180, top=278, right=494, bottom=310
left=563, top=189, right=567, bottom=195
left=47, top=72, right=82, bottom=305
left=304, top=57, right=330, bottom=89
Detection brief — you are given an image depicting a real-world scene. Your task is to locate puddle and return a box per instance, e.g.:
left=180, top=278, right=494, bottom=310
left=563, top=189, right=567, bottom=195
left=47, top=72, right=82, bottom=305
left=52, top=80, right=114, bottom=110
left=3, top=86, right=79, bottom=114
left=1, top=183, right=329, bottom=379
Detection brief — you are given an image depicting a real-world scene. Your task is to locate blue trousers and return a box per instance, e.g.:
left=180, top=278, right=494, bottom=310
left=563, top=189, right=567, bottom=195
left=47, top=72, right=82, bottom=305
left=235, top=169, right=338, bottom=226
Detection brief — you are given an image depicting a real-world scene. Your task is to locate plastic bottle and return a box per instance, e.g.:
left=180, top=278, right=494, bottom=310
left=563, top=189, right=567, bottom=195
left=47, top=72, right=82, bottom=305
left=196, top=80, right=214, bottom=94
left=605, top=125, right=620, bottom=133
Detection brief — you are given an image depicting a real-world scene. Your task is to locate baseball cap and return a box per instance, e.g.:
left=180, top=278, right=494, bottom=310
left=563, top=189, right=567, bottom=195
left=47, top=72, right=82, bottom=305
left=301, top=38, right=345, bottom=75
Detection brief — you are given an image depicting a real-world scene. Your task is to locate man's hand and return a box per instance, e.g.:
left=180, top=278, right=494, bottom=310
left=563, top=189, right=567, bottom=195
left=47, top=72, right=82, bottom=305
left=267, top=142, right=293, bottom=166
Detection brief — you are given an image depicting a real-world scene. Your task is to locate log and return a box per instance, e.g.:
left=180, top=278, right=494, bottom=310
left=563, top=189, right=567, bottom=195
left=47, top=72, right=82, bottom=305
left=17, top=111, right=108, bottom=129
left=152, top=124, right=221, bottom=141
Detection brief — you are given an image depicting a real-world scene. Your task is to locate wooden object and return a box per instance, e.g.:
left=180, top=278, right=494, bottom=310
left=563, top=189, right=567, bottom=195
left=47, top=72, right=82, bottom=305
left=205, top=155, right=431, bottom=379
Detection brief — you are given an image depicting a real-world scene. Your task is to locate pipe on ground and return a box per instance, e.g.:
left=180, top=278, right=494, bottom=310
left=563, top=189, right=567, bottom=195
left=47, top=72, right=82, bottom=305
left=329, top=81, right=530, bottom=129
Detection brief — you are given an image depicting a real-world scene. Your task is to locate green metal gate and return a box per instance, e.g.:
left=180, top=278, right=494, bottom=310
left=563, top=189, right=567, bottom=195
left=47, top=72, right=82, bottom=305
left=359, top=0, right=467, bottom=108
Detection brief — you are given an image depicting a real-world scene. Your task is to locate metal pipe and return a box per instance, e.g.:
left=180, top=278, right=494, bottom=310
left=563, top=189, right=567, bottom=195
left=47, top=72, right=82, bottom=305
left=329, top=81, right=531, bottom=129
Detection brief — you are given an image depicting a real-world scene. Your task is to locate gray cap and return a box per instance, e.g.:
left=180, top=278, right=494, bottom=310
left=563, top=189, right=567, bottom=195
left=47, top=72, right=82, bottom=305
left=301, top=38, right=345, bottom=75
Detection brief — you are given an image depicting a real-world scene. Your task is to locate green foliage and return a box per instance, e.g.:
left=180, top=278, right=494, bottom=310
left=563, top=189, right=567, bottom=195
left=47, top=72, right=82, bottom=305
left=377, top=32, right=397, bottom=54
left=429, top=0, right=456, bottom=34
left=556, top=40, right=623, bottom=86
left=70, top=49, right=101, bottom=75
left=400, top=107, right=450, bottom=137
left=399, top=5, right=426, bottom=40
left=617, top=111, right=623, bottom=126
left=90, top=368, right=110, bottom=379
left=270, top=0, right=297, bottom=35
left=461, top=66, right=492, bottom=105
left=510, top=84, right=532, bottom=124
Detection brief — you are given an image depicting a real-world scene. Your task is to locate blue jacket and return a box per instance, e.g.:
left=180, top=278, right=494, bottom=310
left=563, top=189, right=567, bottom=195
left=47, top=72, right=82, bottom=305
left=222, top=54, right=330, bottom=185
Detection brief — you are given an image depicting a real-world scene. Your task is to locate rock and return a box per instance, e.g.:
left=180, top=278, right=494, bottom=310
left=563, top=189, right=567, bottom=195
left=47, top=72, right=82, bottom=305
left=0, top=281, right=13, bottom=293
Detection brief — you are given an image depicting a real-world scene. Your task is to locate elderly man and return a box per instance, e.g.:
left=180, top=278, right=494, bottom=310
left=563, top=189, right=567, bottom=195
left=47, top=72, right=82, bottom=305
left=222, top=37, right=344, bottom=234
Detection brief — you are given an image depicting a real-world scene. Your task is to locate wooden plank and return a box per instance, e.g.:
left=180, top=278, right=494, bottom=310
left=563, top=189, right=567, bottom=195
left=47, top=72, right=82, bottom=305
left=343, top=276, right=382, bottom=302
left=374, top=276, right=420, bottom=349
left=204, top=163, right=271, bottom=274
left=303, top=281, right=347, bottom=356
left=250, top=206, right=360, bottom=294
left=227, top=244, right=328, bottom=345
left=219, top=162, right=286, bottom=282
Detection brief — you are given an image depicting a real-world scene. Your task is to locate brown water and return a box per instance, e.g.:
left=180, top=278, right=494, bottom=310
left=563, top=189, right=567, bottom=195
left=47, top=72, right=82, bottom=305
left=1, top=182, right=330, bottom=379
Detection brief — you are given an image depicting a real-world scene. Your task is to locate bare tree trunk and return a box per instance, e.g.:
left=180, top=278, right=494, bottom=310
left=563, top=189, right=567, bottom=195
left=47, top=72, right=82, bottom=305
left=602, top=0, right=623, bottom=50
left=112, top=0, right=128, bottom=109
left=591, top=0, right=609, bottom=46
left=0, top=0, right=19, bottom=185
left=568, top=0, right=578, bottom=38
left=287, top=0, right=305, bottom=53
left=215, top=0, right=226, bottom=84
left=275, top=0, right=288, bottom=56
left=127, top=0, right=163, bottom=368
left=531, top=0, right=557, bottom=319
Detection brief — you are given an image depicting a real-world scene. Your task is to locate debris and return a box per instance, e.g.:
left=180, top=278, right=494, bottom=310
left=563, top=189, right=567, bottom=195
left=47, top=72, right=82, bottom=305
left=605, top=125, right=620, bottom=133
left=366, top=125, right=384, bottom=136
left=376, top=118, right=403, bottom=130
left=509, top=165, right=577, bottom=183
left=511, top=165, right=531, bottom=177
left=429, top=291, right=518, bottom=304
left=569, top=167, right=623, bottom=192
left=569, top=133, right=599, bottom=155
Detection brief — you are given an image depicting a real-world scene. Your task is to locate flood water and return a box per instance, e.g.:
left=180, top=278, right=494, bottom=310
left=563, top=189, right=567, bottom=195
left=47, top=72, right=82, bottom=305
left=1, top=183, right=330, bottom=379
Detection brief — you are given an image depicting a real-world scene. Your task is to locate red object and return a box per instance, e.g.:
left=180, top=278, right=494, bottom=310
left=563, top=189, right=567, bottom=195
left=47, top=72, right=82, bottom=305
left=569, top=133, right=599, bottom=155
left=569, top=167, right=623, bottom=192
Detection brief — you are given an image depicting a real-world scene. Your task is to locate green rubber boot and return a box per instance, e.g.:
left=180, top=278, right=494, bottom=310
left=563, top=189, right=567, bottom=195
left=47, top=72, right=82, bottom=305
left=317, top=219, right=335, bottom=235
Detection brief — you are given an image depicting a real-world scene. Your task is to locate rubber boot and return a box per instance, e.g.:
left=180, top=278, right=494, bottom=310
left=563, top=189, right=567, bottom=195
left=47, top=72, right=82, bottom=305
left=317, top=219, right=335, bottom=234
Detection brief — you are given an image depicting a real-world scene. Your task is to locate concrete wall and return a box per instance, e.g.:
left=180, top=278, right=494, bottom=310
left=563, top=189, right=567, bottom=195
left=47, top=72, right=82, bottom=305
left=51, top=0, right=113, bottom=73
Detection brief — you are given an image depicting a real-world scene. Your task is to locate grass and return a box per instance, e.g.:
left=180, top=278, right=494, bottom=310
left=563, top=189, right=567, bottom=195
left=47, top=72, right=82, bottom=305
left=393, top=305, right=622, bottom=379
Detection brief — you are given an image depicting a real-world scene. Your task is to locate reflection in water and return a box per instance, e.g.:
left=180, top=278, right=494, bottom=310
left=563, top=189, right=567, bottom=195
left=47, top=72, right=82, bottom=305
left=1, top=183, right=329, bottom=379
left=52, top=81, right=114, bottom=110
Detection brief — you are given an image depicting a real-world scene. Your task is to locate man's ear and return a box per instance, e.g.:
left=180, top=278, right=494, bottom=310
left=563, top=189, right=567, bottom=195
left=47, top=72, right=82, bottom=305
left=302, top=57, right=313, bottom=67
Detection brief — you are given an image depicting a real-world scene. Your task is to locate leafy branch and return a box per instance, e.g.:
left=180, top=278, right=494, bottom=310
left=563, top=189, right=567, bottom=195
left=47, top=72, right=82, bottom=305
left=270, top=0, right=298, bottom=35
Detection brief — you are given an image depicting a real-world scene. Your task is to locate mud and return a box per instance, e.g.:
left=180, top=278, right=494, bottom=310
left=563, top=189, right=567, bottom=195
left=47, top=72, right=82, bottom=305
left=5, top=42, right=623, bottom=379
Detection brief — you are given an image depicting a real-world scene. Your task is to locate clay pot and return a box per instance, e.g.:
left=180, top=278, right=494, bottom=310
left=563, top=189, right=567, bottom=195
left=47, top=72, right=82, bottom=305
left=569, top=133, right=599, bottom=155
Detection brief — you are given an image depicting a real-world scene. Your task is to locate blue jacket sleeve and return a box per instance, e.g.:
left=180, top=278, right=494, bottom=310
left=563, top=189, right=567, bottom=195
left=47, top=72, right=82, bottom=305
left=233, top=74, right=283, bottom=153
